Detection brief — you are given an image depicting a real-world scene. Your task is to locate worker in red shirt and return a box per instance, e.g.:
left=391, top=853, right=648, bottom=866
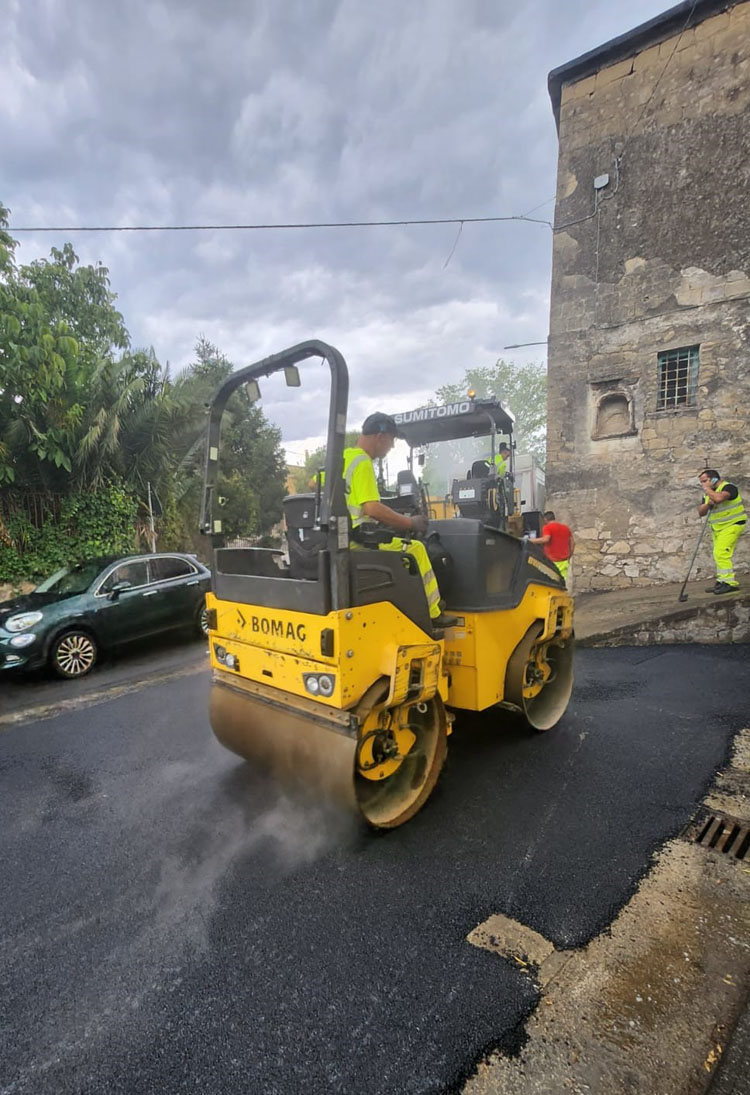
left=530, top=510, right=574, bottom=582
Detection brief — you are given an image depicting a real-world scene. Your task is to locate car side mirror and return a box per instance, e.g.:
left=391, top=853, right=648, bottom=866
left=109, top=580, right=132, bottom=600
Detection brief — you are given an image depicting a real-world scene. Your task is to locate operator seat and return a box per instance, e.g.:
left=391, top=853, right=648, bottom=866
left=386, top=469, right=421, bottom=514
left=468, top=459, right=491, bottom=479
left=283, top=494, right=326, bottom=580
left=283, top=493, right=435, bottom=632
left=397, top=469, right=419, bottom=496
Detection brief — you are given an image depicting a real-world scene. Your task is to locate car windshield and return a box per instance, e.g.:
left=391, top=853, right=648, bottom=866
left=34, top=561, right=106, bottom=596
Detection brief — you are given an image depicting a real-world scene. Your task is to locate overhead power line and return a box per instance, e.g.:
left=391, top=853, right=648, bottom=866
left=8, top=213, right=553, bottom=234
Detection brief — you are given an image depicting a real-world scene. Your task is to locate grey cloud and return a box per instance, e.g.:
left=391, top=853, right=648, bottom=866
left=5, top=0, right=671, bottom=450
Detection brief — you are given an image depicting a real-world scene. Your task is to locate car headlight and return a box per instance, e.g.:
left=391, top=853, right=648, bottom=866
left=10, top=634, right=37, bottom=648
left=5, top=611, right=43, bottom=633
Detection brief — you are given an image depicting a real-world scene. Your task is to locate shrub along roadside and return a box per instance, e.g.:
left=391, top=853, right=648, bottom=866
left=0, top=483, right=138, bottom=584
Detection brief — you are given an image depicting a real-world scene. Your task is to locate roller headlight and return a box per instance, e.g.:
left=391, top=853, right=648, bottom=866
left=213, top=644, right=239, bottom=671
left=318, top=674, right=335, bottom=697
left=5, top=611, right=43, bottom=633
left=303, top=673, right=335, bottom=697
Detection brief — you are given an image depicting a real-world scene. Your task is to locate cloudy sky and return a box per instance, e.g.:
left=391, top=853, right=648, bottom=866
left=4, top=0, right=672, bottom=460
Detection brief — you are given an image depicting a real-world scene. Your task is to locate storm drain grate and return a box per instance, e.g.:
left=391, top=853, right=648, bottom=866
left=686, top=810, right=750, bottom=860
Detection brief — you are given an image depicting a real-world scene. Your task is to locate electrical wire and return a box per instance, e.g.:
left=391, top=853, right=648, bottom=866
left=442, top=220, right=464, bottom=268
left=9, top=213, right=552, bottom=233
left=519, top=195, right=556, bottom=217
left=8, top=7, right=701, bottom=243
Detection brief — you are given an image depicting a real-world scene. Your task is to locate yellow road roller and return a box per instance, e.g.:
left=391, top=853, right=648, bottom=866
left=200, top=340, right=573, bottom=828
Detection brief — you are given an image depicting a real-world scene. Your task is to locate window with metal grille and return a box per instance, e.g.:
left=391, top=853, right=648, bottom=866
left=656, top=345, right=699, bottom=409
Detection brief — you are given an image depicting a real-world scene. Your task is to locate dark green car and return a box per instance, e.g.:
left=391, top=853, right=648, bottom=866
left=0, top=553, right=211, bottom=679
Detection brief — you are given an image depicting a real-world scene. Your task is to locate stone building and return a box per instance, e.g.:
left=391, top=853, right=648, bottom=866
left=546, top=0, right=749, bottom=592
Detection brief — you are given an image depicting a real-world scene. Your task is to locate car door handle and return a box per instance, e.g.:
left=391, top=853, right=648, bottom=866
left=186, top=579, right=200, bottom=586
left=142, top=590, right=159, bottom=597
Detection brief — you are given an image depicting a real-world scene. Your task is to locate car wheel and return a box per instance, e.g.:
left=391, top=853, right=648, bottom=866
left=196, top=603, right=209, bottom=638
left=51, top=630, right=98, bottom=679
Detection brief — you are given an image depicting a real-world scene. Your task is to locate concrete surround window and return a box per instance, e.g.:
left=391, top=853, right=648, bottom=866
left=656, top=345, right=700, bottom=410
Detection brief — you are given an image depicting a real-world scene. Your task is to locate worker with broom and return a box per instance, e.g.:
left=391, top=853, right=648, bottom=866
left=697, top=468, right=746, bottom=593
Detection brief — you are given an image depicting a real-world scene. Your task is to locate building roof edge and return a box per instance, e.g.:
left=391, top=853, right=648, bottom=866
left=547, top=0, right=741, bottom=130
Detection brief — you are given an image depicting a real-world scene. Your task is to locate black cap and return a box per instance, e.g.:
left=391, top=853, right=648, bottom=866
left=361, top=412, right=401, bottom=437
left=499, top=442, right=511, bottom=452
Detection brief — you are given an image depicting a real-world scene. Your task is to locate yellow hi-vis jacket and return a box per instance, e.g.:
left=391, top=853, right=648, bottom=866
left=343, top=447, right=379, bottom=528
left=705, top=481, right=746, bottom=530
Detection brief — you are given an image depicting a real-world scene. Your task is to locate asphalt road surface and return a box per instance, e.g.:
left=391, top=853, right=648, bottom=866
left=0, top=631, right=208, bottom=722
left=1, top=644, right=748, bottom=1095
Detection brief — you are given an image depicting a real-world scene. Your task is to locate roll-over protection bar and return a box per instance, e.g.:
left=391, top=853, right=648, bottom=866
left=200, top=340, right=354, bottom=609
left=199, top=340, right=350, bottom=538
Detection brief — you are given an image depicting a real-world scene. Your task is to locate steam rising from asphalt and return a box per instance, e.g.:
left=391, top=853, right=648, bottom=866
left=16, top=746, right=358, bottom=1088
left=149, top=748, right=357, bottom=954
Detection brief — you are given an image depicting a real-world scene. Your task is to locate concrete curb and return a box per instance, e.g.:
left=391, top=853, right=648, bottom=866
left=575, top=586, right=750, bottom=647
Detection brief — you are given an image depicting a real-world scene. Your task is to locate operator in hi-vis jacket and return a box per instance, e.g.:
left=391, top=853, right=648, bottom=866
left=697, top=468, right=746, bottom=594
left=342, top=413, right=453, bottom=630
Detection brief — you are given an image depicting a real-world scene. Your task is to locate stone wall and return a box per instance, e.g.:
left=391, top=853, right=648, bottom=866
left=579, top=596, right=750, bottom=647
left=547, top=1, right=750, bottom=593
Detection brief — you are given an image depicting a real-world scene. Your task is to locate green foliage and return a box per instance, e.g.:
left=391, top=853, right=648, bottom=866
left=153, top=491, right=188, bottom=552
left=173, top=338, right=288, bottom=541
left=0, top=483, right=138, bottom=582
left=22, top=242, right=129, bottom=361
left=289, top=431, right=360, bottom=493
left=422, top=359, right=547, bottom=494
left=76, top=348, right=186, bottom=493
left=0, top=203, right=129, bottom=489
left=436, top=360, right=547, bottom=456
left=0, top=208, right=288, bottom=551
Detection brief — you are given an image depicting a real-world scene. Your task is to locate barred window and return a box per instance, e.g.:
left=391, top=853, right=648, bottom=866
left=656, top=345, right=699, bottom=410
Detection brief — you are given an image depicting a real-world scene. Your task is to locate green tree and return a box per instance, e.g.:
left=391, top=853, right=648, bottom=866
left=172, top=338, right=288, bottom=542
left=0, top=204, right=131, bottom=488
left=421, top=359, right=547, bottom=494
left=0, top=206, right=287, bottom=555
left=436, top=360, right=547, bottom=457
left=76, top=349, right=185, bottom=494
left=289, top=430, right=360, bottom=492
left=21, top=242, right=129, bottom=362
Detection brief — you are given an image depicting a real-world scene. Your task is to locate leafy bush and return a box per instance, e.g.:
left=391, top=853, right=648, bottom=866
left=0, top=483, right=137, bottom=582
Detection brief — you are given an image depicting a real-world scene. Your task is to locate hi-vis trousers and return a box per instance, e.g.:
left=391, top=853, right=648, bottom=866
left=712, top=521, right=745, bottom=587
left=554, top=558, right=570, bottom=582
left=380, top=538, right=442, bottom=619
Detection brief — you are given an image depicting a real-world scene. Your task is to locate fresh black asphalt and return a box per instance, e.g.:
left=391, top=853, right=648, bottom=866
left=1, top=644, right=748, bottom=1094
left=0, top=631, right=207, bottom=721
